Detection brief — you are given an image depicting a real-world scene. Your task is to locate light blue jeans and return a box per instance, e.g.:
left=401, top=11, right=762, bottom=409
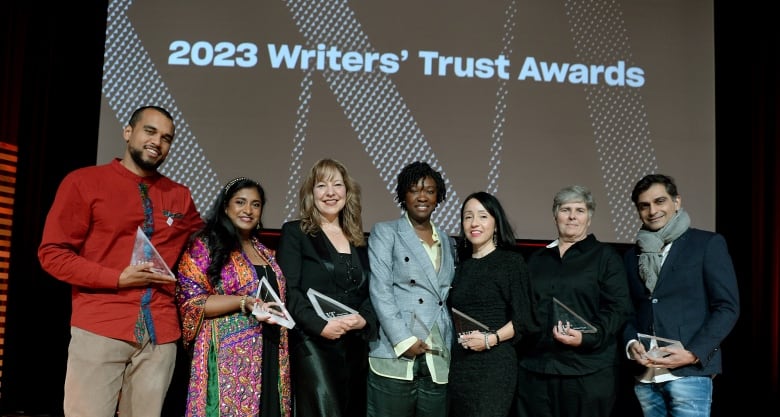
left=634, top=376, right=713, bottom=417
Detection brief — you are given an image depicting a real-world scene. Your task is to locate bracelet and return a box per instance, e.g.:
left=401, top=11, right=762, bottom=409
left=239, top=295, right=248, bottom=314
left=493, top=331, right=501, bottom=344
left=484, top=332, right=490, bottom=350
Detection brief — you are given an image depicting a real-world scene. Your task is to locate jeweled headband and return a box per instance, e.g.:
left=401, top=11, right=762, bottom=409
left=223, top=177, right=259, bottom=196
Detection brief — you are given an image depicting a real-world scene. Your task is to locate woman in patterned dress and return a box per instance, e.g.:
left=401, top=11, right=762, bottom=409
left=176, top=177, right=292, bottom=417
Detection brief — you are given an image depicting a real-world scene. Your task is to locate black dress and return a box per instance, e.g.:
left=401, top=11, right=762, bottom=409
left=257, top=264, right=282, bottom=417
left=448, top=249, right=536, bottom=417
left=276, top=221, right=377, bottom=417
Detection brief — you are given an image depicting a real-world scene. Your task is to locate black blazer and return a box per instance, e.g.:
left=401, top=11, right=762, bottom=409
left=622, top=228, right=740, bottom=377
left=276, top=220, right=376, bottom=341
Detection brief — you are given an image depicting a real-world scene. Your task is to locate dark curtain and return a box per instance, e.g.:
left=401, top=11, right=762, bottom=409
left=0, top=2, right=106, bottom=415
left=0, top=1, right=777, bottom=416
left=751, top=15, right=780, bottom=393
left=714, top=0, right=779, bottom=410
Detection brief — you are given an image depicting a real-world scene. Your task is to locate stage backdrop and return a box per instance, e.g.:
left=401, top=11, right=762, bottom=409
left=97, top=0, right=715, bottom=243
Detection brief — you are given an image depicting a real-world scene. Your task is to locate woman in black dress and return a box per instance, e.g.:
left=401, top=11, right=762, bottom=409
left=276, top=158, right=377, bottom=417
left=448, top=191, right=538, bottom=417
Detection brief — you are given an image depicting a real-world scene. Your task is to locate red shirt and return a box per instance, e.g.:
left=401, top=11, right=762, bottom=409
left=38, top=159, right=203, bottom=343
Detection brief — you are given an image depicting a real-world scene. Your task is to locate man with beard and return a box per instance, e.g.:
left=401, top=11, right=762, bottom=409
left=39, top=105, right=203, bottom=417
left=622, top=174, right=739, bottom=417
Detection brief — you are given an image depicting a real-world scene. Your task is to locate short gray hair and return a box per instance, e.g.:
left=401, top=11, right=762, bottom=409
left=552, top=185, right=595, bottom=217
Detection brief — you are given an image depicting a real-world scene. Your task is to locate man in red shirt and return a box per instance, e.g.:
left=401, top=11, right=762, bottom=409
left=38, top=105, right=203, bottom=417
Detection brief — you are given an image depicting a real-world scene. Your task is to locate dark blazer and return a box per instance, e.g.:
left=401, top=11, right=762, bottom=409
left=276, top=220, right=376, bottom=341
left=622, top=228, right=740, bottom=377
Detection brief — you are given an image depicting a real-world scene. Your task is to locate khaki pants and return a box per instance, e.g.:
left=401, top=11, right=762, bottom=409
left=64, top=326, right=176, bottom=417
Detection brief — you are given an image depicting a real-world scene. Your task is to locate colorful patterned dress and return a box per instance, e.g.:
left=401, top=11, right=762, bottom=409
left=176, top=237, right=292, bottom=417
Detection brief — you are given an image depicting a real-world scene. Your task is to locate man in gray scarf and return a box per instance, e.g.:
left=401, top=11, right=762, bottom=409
left=622, top=174, right=740, bottom=417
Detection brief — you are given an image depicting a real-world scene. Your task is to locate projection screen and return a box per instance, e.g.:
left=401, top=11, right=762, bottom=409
left=97, top=0, right=715, bottom=243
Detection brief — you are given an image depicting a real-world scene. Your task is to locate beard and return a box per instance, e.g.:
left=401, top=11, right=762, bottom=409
left=128, top=146, right=164, bottom=172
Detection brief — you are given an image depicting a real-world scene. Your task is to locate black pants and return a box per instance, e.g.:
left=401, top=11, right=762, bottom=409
left=515, top=366, right=617, bottom=417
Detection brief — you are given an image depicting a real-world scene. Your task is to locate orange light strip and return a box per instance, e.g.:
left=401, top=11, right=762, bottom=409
left=0, top=141, right=18, bottom=381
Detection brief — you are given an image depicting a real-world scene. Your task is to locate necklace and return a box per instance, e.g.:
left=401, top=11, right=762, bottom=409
left=258, top=264, right=270, bottom=279
left=472, top=243, right=496, bottom=259
left=242, top=240, right=267, bottom=265
left=338, top=252, right=360, bottom=285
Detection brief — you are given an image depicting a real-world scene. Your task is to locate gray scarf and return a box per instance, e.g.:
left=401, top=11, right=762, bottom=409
left=636, top=208, right=690, bottom=292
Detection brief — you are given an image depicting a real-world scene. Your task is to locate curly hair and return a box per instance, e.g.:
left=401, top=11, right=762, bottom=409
left=395, top=161, right=446, bottom=209
left=298, top=158, right=365, bottom=246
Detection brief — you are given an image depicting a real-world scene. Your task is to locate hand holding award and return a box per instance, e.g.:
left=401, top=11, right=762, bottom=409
left=252, top=277, right=296, bottom=329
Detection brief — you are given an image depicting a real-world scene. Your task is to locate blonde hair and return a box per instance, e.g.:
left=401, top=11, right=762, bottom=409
left=298, top=158, right=366, bottom=246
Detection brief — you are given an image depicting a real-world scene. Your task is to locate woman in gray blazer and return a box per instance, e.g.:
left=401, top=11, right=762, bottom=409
left=366, top=161, right=456, bottom=417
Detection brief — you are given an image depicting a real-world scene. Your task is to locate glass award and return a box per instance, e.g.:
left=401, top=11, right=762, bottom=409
left=410, top=311, right=431, bottom=340
left=252, top=277, right=296, bottom=329
left=307, top=288, right=358, bottom=321
left=409, top=312, right=443, bottom=355
left=451, top=307, right=490, bottom=343
left=130, top=226, right=174, bottom=278
left=552, top=297, right=597, bottom=334
left=637, top=333, right=684, bottom=359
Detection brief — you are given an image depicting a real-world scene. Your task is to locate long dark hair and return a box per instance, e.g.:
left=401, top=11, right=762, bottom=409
left=457, top=191, right=516, bottom=258
left=192, top=177, right=266, bottom=288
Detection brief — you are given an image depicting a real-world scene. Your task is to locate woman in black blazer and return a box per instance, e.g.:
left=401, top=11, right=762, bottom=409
left=276, top=158, right=377, bottom=417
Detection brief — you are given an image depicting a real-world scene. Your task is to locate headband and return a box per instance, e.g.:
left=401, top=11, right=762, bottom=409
left=223, top=177, right=250, bottom=196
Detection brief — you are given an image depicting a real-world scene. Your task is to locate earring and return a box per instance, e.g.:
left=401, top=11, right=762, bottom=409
left=492, top=233, right=497, bottom=246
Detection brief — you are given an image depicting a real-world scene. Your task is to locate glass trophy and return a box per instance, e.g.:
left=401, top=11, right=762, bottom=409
left=552, top=297, right=598, bottom=334
left=131, top=226, right=174, bottom=278
left=637, top=333, right=684, bottom=359
left=451, top=307, right=490, bottom=343
left=409, top=312, right=442, bottom=355
left=252, top=277, right=296, bottom=329
left=307, top=288, right=358, bottom=321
